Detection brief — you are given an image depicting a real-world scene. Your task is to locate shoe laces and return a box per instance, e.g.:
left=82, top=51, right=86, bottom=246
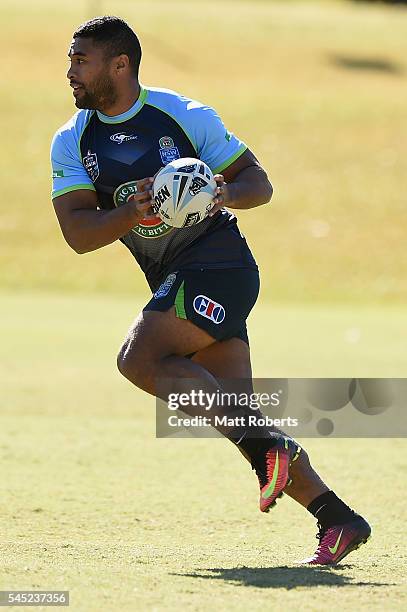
left=252, top=459, right=267, bottom=488
left=251, top=447, right=275, bottom=488
left=316, top=522, right=328, bottom=542
left=251, top=438, right=281, bottom=488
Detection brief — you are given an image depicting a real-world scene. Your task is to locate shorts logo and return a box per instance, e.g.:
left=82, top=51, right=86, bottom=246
left=159, top=135, right=180, bottom=165
left=154, top=273, right=177, bottom=299
left=110, top=132, right=138, bottom=145
left=193, top=295, right=225, bottom=324
left=113, top=180, right=172, bottom=239
left=83, top=150, right=99, bottom=182
left=52, top=169, right=64, bottom=178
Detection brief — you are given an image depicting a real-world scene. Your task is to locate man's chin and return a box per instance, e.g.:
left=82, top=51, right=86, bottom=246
left=74, top=94, right=96, bottom=110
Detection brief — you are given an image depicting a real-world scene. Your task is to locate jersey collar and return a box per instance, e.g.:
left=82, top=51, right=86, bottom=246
left=96, top=85, right=148, bottom=124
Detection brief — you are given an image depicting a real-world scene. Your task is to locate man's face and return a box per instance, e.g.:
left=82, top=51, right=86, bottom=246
left=67, top=37, right=118, bottom=110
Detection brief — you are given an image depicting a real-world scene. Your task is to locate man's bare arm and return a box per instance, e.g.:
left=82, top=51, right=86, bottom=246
left=52, top=177, right=155, bottom=254
left=210, top=148, right=273, bottom=216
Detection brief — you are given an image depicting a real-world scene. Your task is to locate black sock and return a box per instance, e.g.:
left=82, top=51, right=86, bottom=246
left=228, top=424, right=278, bottom=467
left=307, top=491, right=357, bottom=528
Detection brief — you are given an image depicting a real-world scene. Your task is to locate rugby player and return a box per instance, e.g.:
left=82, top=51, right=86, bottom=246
left=51, top=16, right=371, bottom=564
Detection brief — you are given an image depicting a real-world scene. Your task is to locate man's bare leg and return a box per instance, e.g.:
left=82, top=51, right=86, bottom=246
left=117, top=308, right=302, bottom=510
left=117, top=308, right=273, bottom=438
left=118, top=308, right=370, bottom=563
left=191, top=337, right=371, bottom=565
left=191, top=338, right=329, bottom=508
left=118, top=308, right=327, bottom=507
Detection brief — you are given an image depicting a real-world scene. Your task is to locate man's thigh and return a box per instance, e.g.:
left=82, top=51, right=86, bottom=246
left=120, top=307, right=216, bottom=363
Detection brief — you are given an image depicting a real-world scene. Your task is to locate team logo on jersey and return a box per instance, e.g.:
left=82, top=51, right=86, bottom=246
left=159, top=136, right=174, bottom=148
left=154, top=273, right=177, bottom=299
left=110, top=132, right=138, bottom=145
left=159, top=135, right=180, bottom=165
left=83, top=150, right=99, bottom=182
left=193, top=295, right=226, bottom=324
left=113, top=180, right=172, bottom=239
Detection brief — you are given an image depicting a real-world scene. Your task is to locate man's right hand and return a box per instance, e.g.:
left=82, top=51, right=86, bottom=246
left=52, top=175, right=159, bottom=255
left=127, top=177, right=159, bottom=223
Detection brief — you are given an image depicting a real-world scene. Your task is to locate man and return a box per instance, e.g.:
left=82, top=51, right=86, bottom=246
left=51, top=16, right=371, bottom=564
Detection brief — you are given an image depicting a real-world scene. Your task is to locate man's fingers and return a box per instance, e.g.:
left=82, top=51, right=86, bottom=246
left=208, top=202, right=222, bottom=217
left=129, top=190, right=153, bottom=204
left=212, top=173, right=226, bottom=206
left=212, top=184, right=225, bottom=205
left=136, top=176, right=155, bottom=192
left=135, top=201, right=159, bottom=219
left=135, top=200, right=154, bottom=212
left=143, top=210, right=160, bottom=219
left=210, top=182, right=230, bottom=215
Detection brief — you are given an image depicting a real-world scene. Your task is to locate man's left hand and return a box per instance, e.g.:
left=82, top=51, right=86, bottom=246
left=209, top=174, right=229, bottom=217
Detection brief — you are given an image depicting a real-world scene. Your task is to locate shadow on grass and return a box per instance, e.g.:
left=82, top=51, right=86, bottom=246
left=172, top=565, right=396, bottom=589
left=329, top=54, right=403, bottom=74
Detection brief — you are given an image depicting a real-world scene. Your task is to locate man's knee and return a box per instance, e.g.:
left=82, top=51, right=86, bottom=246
left=117, top=336, right=151, bottom=388
left=117, top=341, right=130, bottom=377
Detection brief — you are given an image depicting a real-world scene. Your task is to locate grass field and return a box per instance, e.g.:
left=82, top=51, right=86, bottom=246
left=1, top=291, right=406, bottom=610
left=1, top=0, right=406, bottom=609
left=1, top=0, right=407, bottom=302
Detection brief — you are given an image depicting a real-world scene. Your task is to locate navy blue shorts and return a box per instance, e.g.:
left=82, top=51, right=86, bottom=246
left=144, top=268, right=260, bottom=345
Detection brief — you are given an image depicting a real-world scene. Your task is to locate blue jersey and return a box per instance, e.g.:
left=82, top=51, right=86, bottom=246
left=51, top=85, right=257, bottom=290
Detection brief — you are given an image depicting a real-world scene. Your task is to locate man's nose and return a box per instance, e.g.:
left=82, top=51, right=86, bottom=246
left=67, top=64, right=75, bottom=80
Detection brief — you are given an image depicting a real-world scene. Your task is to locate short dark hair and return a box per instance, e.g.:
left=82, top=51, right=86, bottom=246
left=73, top=16, right=142, bottom=77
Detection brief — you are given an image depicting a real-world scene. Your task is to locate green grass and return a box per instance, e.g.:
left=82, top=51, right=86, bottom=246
left=0, top=0, right=407, bottom=302
left=1, top=0, right=406, bottom=608
left=1, top=291, right=406, bottom=610
left=1, top=291, right=406, bottom=421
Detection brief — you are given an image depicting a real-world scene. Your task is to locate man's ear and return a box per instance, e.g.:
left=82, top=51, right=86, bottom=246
left=115, top=54, right=129, bottom=73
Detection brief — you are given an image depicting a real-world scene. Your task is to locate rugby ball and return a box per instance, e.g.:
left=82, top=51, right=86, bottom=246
left=153, top=157, right=216, bottom=228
